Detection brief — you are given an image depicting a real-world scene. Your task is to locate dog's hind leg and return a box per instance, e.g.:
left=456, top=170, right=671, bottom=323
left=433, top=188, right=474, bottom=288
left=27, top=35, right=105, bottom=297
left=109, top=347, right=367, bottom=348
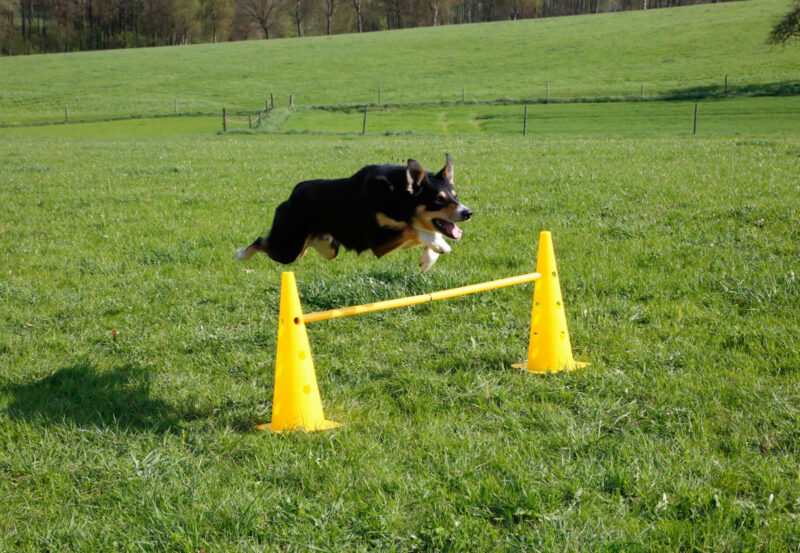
left=264, top=201, right=312, bottom=264
left=236, top=237, right=268, bottom=261
left=308, top=234, right=340, bottom=260
left=419, top=247, right=440, bottom=273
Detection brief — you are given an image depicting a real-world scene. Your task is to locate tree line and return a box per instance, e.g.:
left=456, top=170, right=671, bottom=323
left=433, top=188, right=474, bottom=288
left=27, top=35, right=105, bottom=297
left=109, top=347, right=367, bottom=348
left=1, top=0, right=737, bottom=56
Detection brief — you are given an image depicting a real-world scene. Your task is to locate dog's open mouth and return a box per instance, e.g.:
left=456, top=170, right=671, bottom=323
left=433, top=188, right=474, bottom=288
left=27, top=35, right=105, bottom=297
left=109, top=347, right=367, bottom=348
left=433, top=218, right=462, bottom=240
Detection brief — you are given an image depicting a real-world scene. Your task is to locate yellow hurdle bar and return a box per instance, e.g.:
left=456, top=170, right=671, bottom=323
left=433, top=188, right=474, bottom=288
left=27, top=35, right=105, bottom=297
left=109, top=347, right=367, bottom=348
left=303, top=272, right=541, bottom=324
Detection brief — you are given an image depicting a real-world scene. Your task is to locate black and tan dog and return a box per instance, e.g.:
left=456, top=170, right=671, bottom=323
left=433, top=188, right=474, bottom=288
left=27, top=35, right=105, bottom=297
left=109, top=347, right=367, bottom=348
left=236, top=154, right=472, bottom=272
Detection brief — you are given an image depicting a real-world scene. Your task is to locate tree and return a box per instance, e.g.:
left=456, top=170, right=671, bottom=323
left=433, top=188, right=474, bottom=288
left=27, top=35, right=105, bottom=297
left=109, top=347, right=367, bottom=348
left=352, top=0, right=362, bottom=31
left=321, top=0, right=336, bottom=34
left=429, top=0, right=439, bottom=25
left=198, top=0, right=233, bottom=42
left=768, top=0, right=800, bottom=44
left=239, top=0, right=283, bottom=38
left=292, top=0, right=307, bottom=35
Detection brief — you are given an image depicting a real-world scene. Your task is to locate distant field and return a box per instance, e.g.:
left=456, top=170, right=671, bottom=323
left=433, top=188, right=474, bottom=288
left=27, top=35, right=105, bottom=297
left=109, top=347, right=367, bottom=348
left=282, top=96, right=800, bottom=136
left=1, top=0, right=800, bottom=125
left=3, top=96, right=800, bottom=138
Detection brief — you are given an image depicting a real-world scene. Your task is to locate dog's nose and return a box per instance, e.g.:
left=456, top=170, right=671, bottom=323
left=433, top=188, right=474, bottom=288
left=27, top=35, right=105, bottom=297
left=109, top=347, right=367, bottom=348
left=460, top=207, right=473, bottom=221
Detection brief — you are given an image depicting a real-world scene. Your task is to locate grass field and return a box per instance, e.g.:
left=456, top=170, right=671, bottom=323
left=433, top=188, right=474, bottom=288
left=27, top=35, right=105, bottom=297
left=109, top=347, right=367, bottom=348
left=2, top=0, right=800, bottom=551
left=2, top=131, right=799, bottom=551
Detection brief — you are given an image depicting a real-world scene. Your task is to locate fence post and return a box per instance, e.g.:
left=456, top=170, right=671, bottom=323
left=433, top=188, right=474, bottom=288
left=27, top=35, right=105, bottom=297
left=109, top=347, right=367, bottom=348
left=641, top=84, right=644, bottom=97
left=64, top=106, right=68, bottom=123
left=290, top=94, right=294, bottom=107
left=693, top=103, right=698, bottom=135
left=462, top=87, right=465, bottom=102
left=523, top=105, right=528, bottom=136
left=174, top=98, right=178, bottom=115
left=258, top=112, right=262, bottom=127
left=378, top=87, right=381, bottom=106
left=223, top=108, right=227, bottom=132
left=270, top=93, right=274, bottom=109
left=724, top=75, right=728, bottom=94
left=362, top=105, right=368, bottom=135
left=249, top=113, right=253, bottom=129
left=547, top=81, right=550, bottom=99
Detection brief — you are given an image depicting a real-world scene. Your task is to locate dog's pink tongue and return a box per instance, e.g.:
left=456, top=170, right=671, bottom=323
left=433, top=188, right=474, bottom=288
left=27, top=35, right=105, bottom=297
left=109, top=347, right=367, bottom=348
left=451, top=224, right=462, bottom=240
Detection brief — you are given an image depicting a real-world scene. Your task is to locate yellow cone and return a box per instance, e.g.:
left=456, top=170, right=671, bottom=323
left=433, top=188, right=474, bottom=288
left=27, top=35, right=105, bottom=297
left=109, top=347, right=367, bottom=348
left=255, top=271, right=339, bottom=432
left=512, top=231, right=588, bottom=374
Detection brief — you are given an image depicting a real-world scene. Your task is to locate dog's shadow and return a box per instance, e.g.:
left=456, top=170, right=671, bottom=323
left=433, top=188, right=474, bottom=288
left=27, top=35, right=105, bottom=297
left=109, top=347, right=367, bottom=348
left=3, top=362, right=184, bottom=431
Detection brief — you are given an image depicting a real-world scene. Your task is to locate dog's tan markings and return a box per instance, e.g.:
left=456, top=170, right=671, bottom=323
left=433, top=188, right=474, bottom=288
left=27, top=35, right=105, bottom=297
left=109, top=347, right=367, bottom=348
left=373, top=226, right=419, bottom=258
left=438, top=191, right=446, bottom=199
left=376, top=212, right=407, bottom=230
left=412, top=205, right=438, bottom=232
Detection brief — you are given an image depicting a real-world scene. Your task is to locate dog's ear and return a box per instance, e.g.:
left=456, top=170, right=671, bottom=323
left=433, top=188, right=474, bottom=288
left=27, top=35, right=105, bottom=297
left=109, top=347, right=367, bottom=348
left=406, top=159, right=426, bottom=194
left=435, top=153, right=454, bottom=184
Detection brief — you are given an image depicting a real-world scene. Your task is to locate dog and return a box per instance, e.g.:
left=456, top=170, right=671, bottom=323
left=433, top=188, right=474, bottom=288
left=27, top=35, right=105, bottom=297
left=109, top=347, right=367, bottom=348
left=236, top=154, right=472, bottom=273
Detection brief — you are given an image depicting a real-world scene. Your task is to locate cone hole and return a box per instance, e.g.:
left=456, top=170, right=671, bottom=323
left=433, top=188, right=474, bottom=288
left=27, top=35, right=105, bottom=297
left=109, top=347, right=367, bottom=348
left=302, top=385, right=311, bottom=394
left=535, top=302, right=540, bottom=306
left=556, top=301, right=561, bottom=309
left=293, top=317, right=300, bottom=325
left=560, top=331, right=566, bottom=339
left=552, top=271, right=557, bottom=278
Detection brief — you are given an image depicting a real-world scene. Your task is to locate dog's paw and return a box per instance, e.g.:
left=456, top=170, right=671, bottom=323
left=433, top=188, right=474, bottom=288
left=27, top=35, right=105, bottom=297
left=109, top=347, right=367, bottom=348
left=235, top=248, right=252, bottom=261
left=431, top=235, right=451, bottom=255
left=419, top=248, right=440, bottom=273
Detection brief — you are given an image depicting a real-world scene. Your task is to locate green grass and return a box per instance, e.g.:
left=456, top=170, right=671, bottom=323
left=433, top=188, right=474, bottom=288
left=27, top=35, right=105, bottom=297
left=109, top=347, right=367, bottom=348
left=282, top=96, right=800, bottom=136
left=1, top=0, right=800, bottom=125
left=1, top=131, right=799, bottom=551
left=1, top=0, right=800, bottom=550
left=4, top=96, right=800, bottom=139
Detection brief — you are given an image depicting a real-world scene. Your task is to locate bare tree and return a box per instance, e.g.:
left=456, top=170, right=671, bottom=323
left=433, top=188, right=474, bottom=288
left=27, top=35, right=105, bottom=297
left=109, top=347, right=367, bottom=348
left=768, top=0, right=800, bottom=44
left=292, top=0, right=304, bottom=35
left=352, top=0, right=362, bottom=32
left=430, top=0, right=439, bottom=25
left=240, top=0, right=283, bottom=38
left=322, top=0, right=337, bottom=34
left=198, top=0, right=233, bottom=42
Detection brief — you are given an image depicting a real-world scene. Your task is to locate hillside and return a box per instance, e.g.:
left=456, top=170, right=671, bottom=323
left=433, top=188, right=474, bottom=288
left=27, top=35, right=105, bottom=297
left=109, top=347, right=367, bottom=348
left=1, top=0, right=799, bottom=125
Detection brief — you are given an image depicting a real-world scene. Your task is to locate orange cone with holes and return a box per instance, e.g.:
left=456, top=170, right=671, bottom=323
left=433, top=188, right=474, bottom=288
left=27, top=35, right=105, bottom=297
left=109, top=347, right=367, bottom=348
left=512, top=231, right=588, bottom=374
left=255, top=271, right=339, bottom=432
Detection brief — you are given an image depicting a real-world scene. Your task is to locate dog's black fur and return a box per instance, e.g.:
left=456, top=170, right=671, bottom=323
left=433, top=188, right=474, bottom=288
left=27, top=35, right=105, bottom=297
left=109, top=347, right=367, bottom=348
left=236, top=155, right=472, bottom=272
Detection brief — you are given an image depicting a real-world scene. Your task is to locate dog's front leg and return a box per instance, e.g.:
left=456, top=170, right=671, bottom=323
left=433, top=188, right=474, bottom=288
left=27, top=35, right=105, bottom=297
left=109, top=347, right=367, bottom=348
left=414, top=228, right=451, bottom=255
left=419, top=247, right=440, bottom=273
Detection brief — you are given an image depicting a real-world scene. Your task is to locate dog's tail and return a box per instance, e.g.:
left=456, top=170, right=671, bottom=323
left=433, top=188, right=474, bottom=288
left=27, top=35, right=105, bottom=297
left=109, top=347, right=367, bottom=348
left=235, top=236, right=268, bottom=261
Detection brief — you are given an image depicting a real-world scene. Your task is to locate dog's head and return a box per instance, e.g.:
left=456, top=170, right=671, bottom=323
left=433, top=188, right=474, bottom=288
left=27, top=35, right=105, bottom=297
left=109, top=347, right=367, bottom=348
left=405, top=154, right=472, bottom=240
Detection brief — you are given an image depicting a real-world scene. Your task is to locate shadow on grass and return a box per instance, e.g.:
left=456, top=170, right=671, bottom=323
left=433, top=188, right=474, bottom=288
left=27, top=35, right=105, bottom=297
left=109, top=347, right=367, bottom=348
left=3, top=362, right=184, bottom=431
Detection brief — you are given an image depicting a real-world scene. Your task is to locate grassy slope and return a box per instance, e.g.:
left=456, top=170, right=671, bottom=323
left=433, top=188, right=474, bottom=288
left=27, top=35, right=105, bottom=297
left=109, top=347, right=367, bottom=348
left=1, top=0, right=800, bottom=124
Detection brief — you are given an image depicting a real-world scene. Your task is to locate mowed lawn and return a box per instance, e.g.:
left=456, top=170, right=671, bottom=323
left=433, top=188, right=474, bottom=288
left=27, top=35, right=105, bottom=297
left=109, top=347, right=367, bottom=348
left=1, top=130, right=798, bottom=551
left=282, top=96, right=800, bottom=136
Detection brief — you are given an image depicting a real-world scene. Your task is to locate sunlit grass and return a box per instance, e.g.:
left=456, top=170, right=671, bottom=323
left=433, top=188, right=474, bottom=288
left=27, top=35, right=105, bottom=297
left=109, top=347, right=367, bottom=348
left=1, top=131, right=798, bottom=551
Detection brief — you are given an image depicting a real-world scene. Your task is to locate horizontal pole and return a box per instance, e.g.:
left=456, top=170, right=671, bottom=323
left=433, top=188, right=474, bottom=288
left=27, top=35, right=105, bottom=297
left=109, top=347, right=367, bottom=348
left=303, top=272, right=541, bottom=324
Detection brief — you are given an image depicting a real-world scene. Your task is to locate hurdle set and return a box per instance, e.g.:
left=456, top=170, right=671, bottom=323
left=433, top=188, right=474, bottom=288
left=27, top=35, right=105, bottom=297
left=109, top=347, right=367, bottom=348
left=256, top=231, right=588, bottom=433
